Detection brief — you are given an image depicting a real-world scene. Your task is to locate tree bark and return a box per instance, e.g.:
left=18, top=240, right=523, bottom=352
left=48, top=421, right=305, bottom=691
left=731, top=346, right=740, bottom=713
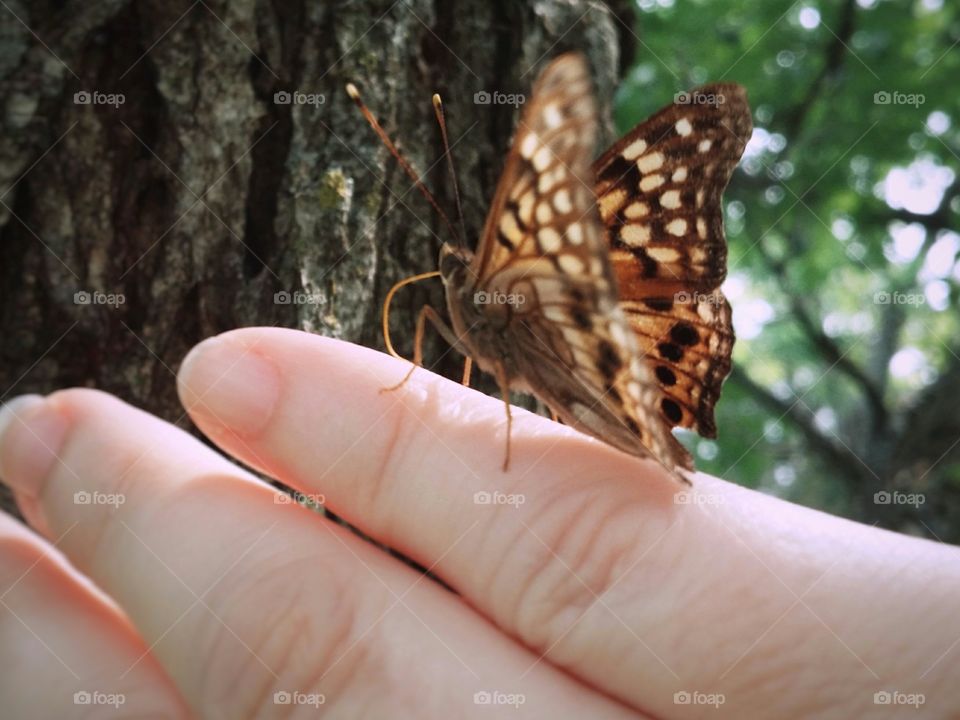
left=0, top=0, right=626, bottom=514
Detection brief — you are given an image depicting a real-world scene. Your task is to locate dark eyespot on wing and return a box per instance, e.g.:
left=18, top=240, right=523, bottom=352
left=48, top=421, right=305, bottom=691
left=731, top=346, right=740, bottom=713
left=661, top=398, right=682, bottom=424
left=655, top=366, right=677, bottom=386
left=597, top=340, right=622, bottom=380
left=571, top=307, right=593, bottom=329
left=670, top=323, right=699, bottom=346
left=657, top=342, right=683, bottom=362
left=644, top=298, right=674, bottom=312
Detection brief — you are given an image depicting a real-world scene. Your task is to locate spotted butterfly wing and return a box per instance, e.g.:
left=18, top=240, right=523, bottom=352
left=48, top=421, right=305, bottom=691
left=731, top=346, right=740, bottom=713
left=440, top=54, right=692, bottom=475
left=593, top=86, right=751, bottom=442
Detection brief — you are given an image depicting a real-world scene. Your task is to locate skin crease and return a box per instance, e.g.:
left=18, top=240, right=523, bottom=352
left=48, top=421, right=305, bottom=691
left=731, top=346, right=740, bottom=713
left=0, top=328, right=955, bottom=719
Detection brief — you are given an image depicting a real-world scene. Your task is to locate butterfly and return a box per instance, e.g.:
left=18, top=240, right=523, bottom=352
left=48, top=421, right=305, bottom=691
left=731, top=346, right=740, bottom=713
left=349, top=53, right=751, bottom=481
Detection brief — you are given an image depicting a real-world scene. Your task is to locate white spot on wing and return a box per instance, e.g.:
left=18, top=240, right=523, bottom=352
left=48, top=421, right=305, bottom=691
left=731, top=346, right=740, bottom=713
left=557, top=254, right=585, bottom=274
left=660, top=190, right=681, bottom=209
left=543, top=103, right=563, bottom=128
left=520, top=133, right=539, bottom=159
left=620, top=224, right=651, bottom=247
left=538, top=227, right=562, bottom=252
left=553, top=189, right=573, bottom=213
left=636, top=152, right=664, bottom=174
left=533, top=146, right=552, bottom=171
left=666, top=218, right=688, bottom=236
left=639, top=174, right=664, bottom=192
left=622, top=138, right=648, bottom=160
left=648, top=246, right=681, bottom=262
left=536, top=201, right=553, bottom=224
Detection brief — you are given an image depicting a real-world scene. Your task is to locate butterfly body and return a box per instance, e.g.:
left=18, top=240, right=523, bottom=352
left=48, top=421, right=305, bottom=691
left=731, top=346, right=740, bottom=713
left=439, top=242, right=521, bottom=381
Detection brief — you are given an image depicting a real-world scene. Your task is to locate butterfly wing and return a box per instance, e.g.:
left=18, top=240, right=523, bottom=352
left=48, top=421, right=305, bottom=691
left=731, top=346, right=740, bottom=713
left=593, top=85, right=751, bottom=440
left=466, top=54, right=693, bottom=473
left=594, top=84, right=752, bottom=293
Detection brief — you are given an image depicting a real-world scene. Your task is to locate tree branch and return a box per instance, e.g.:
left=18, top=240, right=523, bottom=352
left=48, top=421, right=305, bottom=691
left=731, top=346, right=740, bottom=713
left=757, top=242, right=889, bottom=431
left=779, top=0, right=858, bottom=147
left=729, top=367, right=874, bottom=484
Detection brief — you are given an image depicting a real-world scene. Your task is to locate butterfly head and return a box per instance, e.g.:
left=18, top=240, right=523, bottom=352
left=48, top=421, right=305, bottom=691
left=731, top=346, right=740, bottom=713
left=438, top=242, right=473, bottom=289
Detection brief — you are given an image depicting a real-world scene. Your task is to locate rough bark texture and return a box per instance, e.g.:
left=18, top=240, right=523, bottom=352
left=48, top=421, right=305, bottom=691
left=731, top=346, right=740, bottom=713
left=0, top=0, right=626, bottom=515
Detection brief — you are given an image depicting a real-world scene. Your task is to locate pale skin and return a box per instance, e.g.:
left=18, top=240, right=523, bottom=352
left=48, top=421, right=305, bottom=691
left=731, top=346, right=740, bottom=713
left=0, top=328, right=957, bottom=718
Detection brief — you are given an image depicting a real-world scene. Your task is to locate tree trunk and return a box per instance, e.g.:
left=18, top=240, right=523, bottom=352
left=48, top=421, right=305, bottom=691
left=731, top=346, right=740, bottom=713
left=0, top=0, right=627, bottom=515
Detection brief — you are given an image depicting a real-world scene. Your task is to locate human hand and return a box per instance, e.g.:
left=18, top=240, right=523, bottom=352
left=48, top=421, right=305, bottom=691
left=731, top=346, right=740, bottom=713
left=1, top=328, right=957, bottom=718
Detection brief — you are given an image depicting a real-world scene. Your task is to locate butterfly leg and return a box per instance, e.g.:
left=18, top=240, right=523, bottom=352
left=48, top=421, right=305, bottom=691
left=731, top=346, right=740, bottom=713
left=381, top=305, right=462, bottom=393
left=493, top=362, right=513, bottom=471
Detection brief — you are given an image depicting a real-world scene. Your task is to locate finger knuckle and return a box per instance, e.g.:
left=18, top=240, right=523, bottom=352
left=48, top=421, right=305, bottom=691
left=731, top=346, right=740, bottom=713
left=193, top=555, right=388, bottom=717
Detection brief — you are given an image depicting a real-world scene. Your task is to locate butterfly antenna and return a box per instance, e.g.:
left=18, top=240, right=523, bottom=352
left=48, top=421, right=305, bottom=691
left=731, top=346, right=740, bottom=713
left=432, top=93, right=468, bottom=246
left=345, top=83, right=463, bottom=244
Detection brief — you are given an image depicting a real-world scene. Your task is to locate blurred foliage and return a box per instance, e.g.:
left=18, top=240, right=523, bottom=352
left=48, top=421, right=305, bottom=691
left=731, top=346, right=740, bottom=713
left=614, top=0, right=960, bottom=540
